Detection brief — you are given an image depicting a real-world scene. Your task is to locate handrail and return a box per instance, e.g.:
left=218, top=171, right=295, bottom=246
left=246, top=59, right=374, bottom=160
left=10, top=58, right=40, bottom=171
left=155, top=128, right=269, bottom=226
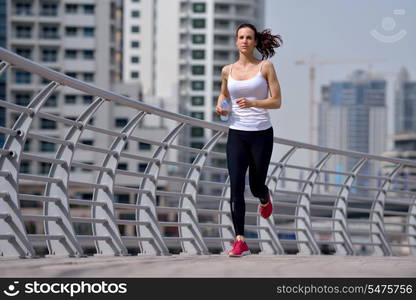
left=0, top=46, right=415, bottom=258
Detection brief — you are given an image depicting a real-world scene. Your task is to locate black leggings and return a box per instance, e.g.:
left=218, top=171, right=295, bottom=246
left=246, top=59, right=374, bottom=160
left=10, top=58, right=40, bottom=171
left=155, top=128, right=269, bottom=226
left=226, top=126, right=274, bottom=236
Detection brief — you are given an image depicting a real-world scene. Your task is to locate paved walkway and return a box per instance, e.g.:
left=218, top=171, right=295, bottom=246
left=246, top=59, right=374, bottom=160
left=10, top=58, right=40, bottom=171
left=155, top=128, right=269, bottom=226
left=1, top=255, right=415, bottom=277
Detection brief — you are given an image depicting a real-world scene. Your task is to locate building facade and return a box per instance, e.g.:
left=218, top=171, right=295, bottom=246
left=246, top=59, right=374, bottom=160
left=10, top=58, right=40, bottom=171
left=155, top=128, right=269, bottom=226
left=318, top=70, right=387, bottom=193
left=0, top=0, right=6, bottom=147
left=382, top=67, right=416, bottom=191
left=4, top=0, right=169, bottom=239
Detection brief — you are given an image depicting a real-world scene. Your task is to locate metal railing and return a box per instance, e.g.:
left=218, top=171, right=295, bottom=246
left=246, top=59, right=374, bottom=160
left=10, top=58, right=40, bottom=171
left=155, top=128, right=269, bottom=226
left=0, top=47, right=415, bottom=258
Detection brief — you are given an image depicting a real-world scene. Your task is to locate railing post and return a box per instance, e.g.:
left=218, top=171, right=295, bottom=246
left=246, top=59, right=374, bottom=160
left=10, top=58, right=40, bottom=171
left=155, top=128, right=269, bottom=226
left=136, top=123, right=186, bottom=255
left=257, top=146, right=299, bottom=255
left=44, top=98, right=107, bottom=257
left=178, top=131, right=224, bottom=254
left=369, top=163, right=402, bottom=256
left=91, top=107, right=146, bottom=256
left=407, top=194, right=416, bottom=256
left=0, top=82, right=59, bottom=258
left=295, top=153, right=331, bottom=255
left=219, top=175, right=234, bottom=254
left=332, top=158, right=368, bottom=256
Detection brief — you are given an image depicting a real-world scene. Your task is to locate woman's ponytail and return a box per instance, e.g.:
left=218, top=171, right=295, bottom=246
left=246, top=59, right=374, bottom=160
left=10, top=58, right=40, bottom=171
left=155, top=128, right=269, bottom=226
left=236, top=23, right=283, bottom=59
left=256, top=28, right=283, bottom=59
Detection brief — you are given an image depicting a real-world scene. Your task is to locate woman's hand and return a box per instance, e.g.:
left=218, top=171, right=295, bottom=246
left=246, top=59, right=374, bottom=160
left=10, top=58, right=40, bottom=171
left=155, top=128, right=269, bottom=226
left=236, top=98, right=255, bottom=108
left=215, top=105, right=229, bottom=116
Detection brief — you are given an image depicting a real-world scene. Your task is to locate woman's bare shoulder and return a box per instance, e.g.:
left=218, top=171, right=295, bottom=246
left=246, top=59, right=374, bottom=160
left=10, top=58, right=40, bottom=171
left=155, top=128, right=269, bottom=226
left=221, top=64, right=232, bottom=74
left=262, top=60, right=275, bottom=69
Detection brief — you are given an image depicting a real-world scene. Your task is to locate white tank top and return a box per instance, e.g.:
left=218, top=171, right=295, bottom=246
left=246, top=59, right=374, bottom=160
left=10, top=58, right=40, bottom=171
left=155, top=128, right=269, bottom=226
left=227, top=61, right=273, bottom=131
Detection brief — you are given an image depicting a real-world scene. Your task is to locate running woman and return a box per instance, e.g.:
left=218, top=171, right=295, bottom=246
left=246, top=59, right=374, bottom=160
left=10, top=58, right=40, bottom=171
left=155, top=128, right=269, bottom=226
left=215, top=23, right=282, bottom=257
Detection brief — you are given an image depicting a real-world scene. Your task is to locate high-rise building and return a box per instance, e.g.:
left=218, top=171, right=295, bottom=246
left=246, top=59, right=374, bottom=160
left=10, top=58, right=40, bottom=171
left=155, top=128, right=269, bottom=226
left=122, top=0, right=265, bottom=196
left=382, top=67, right=416, bottom=191
left=3, top=0, right=168, bottom=237
left=0, top=0, right=6, bottom=147
left=318, top=70, right=387, bottom=193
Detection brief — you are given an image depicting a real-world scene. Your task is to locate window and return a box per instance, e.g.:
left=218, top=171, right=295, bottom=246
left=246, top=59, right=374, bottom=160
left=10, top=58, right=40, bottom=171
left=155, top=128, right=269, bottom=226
left=115, top=194, right=129, bottom=204
left=131, top=41, right=140, bottom=48
left=83, top=4, right=94, bottom=14
left=15, top=2, right=32, bottom=15
left=65, top=49, right=77, bottom=59
left=192, top=50, right=205, bottom=60
left=131, top=26, right=140, bottom=33
left=83, top=27, right=95, bottom=37
left=15, top=93, right=31, bottom=106
left=40, top=119, right=56, bottom=130
left=41, top=48, right=57, bottom=62
left=81, top=139, right=94, bottom=146
left=83, top=50, right=94, bottom=59
left=192, top=65, right=205, bottom=75
left=131, top=56, right=139, bottom=63
left=15, top=48, right=32, bottom=59
left=41, top=3, right=58, bottom=16
left=192, top=19, right=205, bottom=29
left=41, top=26, right=59, bottom=39
left=192, top=34, right=205, bottom=44
left=83, top=95, right=93, bottom=104
left=131, top=10, right=140, bottom=17
left=39, top=162, right=51, bottom=174
left=24, top=138, right=31, bottom=151
left=115, top=118, right=128, bottom=127
left=191, top=96, right=204, bottom=106
left=117, top=162, right=128, bottom=170
left=65, top=4, right=78, bottom=14
left=15, top=71, right=31, bottom=84
left=65, top=27, right=77, bottom=37
left=20, top=160, right=31, bottom=173
left=215, top=19, right=230, bottom=29
left=214, top=35, right=229, bottom=45
left=40, top=143, right=53, bottom=154
left=191, top=112, right=204, bottom=120
left=213, top=81, right=221, bottom=91
left=139, top=142, right=151, bottom=150
left=138, top=163, right=148, bottom=173
left=83, top=73, right=94, bottom=82
left=131, top=71, right=139, bottom=79
left=191, top=81, right=204, bottom=91
left=214, top=50, right=229, bottom=60
left=16, top=25, right=32, bottom=38
left=191, top=142, right=204, bottom=149
left=191, top=127, right=204, bottom=137
left=65, top=72, right=77, bottom=79
left=215, top=3, right=230, bottom=13
left=65, top=95, right=76, bottom=104
left=193, top=3, right=206, bottom=13
left=213, top=65, right=222, bottom=75
left=45, top=94, right=58, bottom=107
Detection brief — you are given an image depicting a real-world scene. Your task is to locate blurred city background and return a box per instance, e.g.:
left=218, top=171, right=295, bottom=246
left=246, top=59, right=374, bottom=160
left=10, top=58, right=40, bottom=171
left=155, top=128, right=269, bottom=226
left=0, top=0, right=415, bottom=257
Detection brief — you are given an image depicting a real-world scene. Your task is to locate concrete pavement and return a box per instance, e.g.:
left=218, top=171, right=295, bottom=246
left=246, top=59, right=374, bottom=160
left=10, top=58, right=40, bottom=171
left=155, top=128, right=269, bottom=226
left=0, top=255, right=415, bottom=277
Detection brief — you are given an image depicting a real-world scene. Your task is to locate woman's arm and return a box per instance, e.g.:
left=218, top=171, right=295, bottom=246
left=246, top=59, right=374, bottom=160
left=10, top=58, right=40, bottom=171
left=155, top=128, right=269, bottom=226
left=215, top=65, right=231, bottom=116
left=236, top=61, right=282, bottom=109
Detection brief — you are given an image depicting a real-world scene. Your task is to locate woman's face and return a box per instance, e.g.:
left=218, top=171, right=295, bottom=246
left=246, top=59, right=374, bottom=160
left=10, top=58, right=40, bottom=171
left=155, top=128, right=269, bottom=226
left=236, top=27, right=257, bottom=54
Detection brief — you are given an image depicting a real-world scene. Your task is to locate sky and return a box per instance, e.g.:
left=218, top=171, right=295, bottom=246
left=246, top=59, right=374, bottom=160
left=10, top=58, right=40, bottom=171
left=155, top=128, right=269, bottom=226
left=264, top=0, right=416, bottom=165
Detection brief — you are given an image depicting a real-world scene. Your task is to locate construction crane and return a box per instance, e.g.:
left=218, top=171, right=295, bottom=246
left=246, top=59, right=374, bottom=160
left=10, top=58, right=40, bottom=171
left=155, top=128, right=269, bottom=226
left=294, top=56, right=387, bottom=167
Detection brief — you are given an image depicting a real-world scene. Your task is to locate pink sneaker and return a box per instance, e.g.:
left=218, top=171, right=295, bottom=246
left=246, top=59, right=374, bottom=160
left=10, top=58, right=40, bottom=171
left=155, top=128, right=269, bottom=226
left=228, top=240, right=251, bottom=257
left=259, top=191, right=273, bottom=219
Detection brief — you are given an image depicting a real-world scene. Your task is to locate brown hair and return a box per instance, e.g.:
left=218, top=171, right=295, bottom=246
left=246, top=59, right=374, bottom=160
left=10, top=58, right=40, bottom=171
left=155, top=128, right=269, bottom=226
left=236, top=23, right=283, bottom=59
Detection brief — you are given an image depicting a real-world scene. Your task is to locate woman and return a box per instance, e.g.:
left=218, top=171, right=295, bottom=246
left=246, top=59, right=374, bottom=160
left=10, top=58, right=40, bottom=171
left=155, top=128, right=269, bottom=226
left=215, top=23, right=282, bottom=257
